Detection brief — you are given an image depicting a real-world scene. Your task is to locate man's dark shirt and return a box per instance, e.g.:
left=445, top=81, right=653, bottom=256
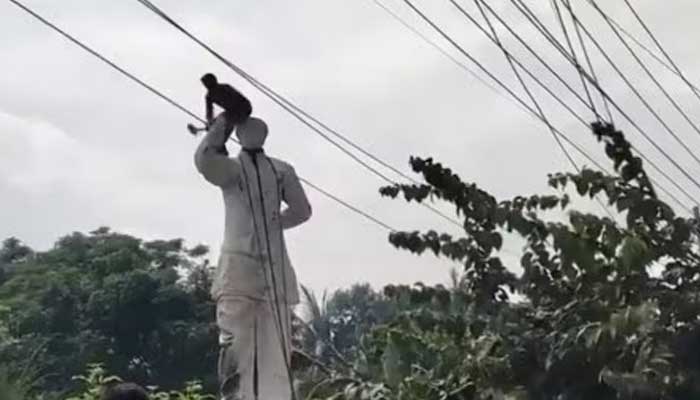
left=205, top=83, right=252, bottom=124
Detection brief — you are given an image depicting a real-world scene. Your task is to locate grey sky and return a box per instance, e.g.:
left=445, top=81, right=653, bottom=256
left=2, top=0, right=700, bottom=294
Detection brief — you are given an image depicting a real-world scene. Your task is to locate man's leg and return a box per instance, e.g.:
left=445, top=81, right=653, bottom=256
left=216, top=296, right=257, bottom=400
left=257, top=300, right=294, bottom=400
left=212, top=112, right=236, bottom=156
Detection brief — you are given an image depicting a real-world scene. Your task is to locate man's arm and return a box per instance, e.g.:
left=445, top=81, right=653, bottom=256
left=194, top=116, right=240, bottom=187
left=205, top=93, right=214, bottom=125
left=280, top=165, right=312, bottom=229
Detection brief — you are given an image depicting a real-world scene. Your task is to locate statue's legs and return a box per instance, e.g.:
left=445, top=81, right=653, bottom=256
left=217, top=295, right=292, bottom=400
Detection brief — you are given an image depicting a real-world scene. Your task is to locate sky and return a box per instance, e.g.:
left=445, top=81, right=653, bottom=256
left=2, top=0, right=700, bottom=295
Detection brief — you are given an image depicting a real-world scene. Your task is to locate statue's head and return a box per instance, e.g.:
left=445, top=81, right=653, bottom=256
left=236, top=117, right=268, bottom=149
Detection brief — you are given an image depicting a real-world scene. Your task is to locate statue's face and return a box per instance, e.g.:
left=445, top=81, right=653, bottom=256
left=237, top=118, right=268, bottom=149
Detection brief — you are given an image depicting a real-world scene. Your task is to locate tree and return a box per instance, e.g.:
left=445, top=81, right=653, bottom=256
left=309, top=123, right=700, bottom=399
left=0, top=228, right=218, bottom=399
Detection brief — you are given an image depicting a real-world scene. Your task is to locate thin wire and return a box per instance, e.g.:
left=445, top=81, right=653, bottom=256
left=7, top=0, right=203, bottom=124
left=402, top=0, right=693, bottom=213
left=298, top=179, right=396, bottom=231
left=621, top=0, right=700, bottom=104
left=467, top=0, right=613, bottom=219
left=369, top=0, right=532, bottom=117
left=375, top=0, right=614, bottom=218
left=607, top=19, right=682, bottom=82
left=374, top=0, right=624, bottom=223
left=470, top=0, right=689, bottom=212
left=371, top=0, right=602, bottom=167
left=565, top=1, right=700, bottom=201
left=380, top=0, right=684, bottom=214
left=561, top=0, right=614, bottom=123
left=467, top=0, right=579, bottom=169
left=7, top=0, right=400, bottom=234
left=588, top=0, right=700, bottom=157
left=134, top=0, right=463, bottom=229
left=528, top=0, right=699, bottom=210
left=397, top=1, right=598, bottom=168
left=510, top=0, right=700, bottom=207
left=441, top=0, right=600, bottom=130
left=549, top=0, right=598, bottom=121
left=464, top=0, right=609, bottom=127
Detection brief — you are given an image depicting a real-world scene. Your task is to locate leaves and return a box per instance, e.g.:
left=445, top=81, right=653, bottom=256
left=619, top=236, right=650, bottom=272
left=0, top=229, right=218, bottom=397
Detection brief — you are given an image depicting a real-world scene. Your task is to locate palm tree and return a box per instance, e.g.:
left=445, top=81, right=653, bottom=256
left=297, top=285, right=331, bottom=364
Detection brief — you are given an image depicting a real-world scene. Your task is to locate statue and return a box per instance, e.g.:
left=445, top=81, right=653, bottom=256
left=194, top=74, right=312, bottom=399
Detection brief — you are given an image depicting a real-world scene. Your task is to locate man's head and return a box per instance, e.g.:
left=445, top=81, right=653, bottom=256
left=236, top=117, right=268, bottom=149
left=100, top=383, right=149, bottom=400
left=200, top=73, right=218, bottom=90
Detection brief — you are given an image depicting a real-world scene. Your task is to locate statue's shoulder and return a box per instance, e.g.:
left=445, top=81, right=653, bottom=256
left=267, top=156, right=295, bottom=173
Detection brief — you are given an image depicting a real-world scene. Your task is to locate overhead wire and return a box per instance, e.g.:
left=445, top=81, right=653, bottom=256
left=549, top=0, right=598, bottom=122
left=561, top=0, right=614, bottom=123
left=437, top=0, right=600, bottom=130
left=560, top=0, right=700, bottom=200
left=7, top=0, right=401, bottom=234
left=133, top=0, right=464, bottom=229
left=400, top=0, right=693, bottom=213
left=458, top=0, right=605, bottom=126
left=440, top=0, right=691, bottom=212
left=465, top=0, right=614, bottom=218
left=508, top=0, right=699, bottom=207
left=371, top=0, right=620, bottom=218
left=369, top=0, right=532, bottom=117
left=465, top=0, right=578, bottom=170
left=621, top=0, right=700, bottom=104
left=587, top=0, right=700, bottom=159
left=372, top=0, right=603, bottom=176
left=394, top=1, right=608, bottom=171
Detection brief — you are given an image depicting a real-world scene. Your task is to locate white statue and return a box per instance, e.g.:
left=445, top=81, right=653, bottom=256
left=194, top=79, right=312, bottom=399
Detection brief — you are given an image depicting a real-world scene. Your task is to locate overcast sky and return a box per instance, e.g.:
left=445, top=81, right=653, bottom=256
left=2, top=0, right=700, bottom=295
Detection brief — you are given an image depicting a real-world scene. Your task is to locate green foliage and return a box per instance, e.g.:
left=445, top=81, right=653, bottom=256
left=66, top=364, right=215, bottom=400
left=66, top=364, right=122, bottom=400
left=0, top=228, right=218, bottom=398
left=298, top=123, right=700, bottom=399
left=0, top=369, right=32, bottom=400
left=150, top=381, right=216, bottom=400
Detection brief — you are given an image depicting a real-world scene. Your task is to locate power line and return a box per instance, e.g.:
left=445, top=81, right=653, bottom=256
left=133, top=0, right=463, bottom=229
left=378, top=0, right=688, bottom=213
left=441, top=0, right=693, bottom=211
left=563, top=0, right=700, bottom=200
left=442, top=0, right=598, bottom=130
left=466, top=0, right=580, bottom=170
left=463, top=0, right=607, bottom=126
left=374, top=0, right=618, bottom=218
left=7, top=0, right=400, bottom=234
left=561, top=0, right=614, bottom=123
left=587, top=0, right=700, bottom=159
left=396, top=0, right=604, bottom=170
left=369, top=0, right=531, bottom=117
left=509, top=0, right=699, bottom=207
left=8, top=0, right=203, bottom=125
left=371, top=0, right=598, bottom=162
left=610, top=18, right=700, bottom=99
left=467, top=0, right=615, bottom=218
left=551, top=0, right=696, bottom=211
left=549, top=0, right=598, bottom=121
left=621, top=0, right=700, bottom=104
left=406, top=0, right=693, bottom=213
